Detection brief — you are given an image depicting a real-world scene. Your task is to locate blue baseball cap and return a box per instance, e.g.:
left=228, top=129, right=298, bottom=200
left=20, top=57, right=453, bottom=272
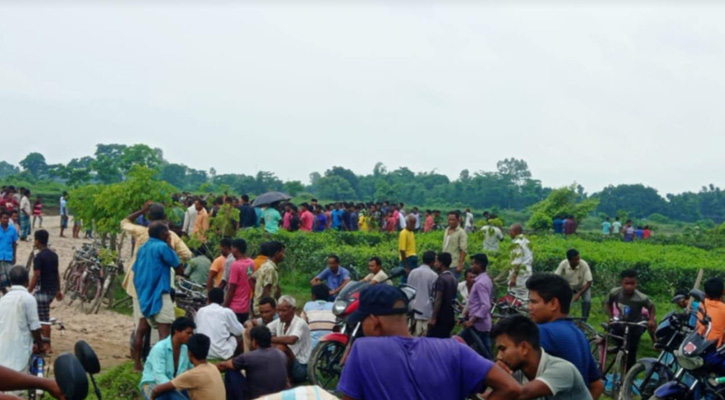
left=348, top=284, right=409, bottom=326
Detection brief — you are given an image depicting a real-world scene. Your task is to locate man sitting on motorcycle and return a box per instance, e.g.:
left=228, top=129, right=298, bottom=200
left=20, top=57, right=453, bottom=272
left=525, top=273, right=603, bottom=400
left=310, top=255, right=351, bottom=300
left=337, top=284, right=522, bottom=400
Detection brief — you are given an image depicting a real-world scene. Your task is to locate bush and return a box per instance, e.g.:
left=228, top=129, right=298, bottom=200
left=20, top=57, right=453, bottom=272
left=191, top=229, right=723, bottom=299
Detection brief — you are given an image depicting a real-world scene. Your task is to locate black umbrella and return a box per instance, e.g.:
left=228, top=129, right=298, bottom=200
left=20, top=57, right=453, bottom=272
left=251, top=191, right=291, bottom=207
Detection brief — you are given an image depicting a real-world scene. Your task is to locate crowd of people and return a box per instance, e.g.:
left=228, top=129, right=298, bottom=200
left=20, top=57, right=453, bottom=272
left=0, top=185, right=703, bottom=400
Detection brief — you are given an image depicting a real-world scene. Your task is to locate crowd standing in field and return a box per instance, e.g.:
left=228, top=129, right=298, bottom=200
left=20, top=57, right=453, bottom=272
left=0, top=185, right=693, bottom=400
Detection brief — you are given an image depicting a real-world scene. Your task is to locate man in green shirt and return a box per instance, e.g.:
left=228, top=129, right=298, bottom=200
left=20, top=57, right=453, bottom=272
left=262, top=205, right=282, bottom=234
left=185, top=254, right=212, bottom=286
left=442, top=211, right=468, bottom=278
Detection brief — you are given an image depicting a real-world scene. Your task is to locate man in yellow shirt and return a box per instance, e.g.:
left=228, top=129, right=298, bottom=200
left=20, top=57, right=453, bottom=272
left=121, top=201, right=192, bottom=372
left=399, top=215, right=417, bottom=284
left=192, top=199, right=209, bottom=244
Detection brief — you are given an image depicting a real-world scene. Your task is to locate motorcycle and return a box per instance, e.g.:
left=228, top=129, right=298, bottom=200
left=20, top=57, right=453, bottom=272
left=54, top=340, right=102, bottom=400
left=307, top=266, right=415, bottom=392
left=650, top=290, right=725, bottom=400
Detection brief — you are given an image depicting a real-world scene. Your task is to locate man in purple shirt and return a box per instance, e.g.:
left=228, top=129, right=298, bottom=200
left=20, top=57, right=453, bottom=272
left=461, top=253, right=493, bottom=359
left=337, top=284, right=521, bottom=400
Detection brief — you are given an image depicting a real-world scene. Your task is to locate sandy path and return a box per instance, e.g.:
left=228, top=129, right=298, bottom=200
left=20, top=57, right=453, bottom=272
left=14, top=216, right=134, bottom=370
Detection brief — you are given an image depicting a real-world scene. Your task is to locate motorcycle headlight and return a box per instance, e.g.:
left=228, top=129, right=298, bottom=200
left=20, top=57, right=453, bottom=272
left=676, top=351, right=704, bottom=370
left=333, top=302, right=347, bottom=316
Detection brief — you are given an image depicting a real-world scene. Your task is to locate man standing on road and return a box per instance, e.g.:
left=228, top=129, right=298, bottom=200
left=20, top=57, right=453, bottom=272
left=427, top=252, right=458, bottom=339
left=311, top=254, right=351, bottom=300
left=19, top=189, right=31, bottom=240
left=407, top=251, right=438, bottom=336
left=0, top=211, right=19, bottom=294
left=554, top=249, right=593, bottom=321
left=337, top=284, right=522, bottom=400
left=28, top=229, right=63, bottom=354
left=443, top=211, right=468, bottom=278
left=526, top=273, right=604, bottom=399
left=59, top=192, right=69, bottom=238
left=121, top=202, right=192, bottom=372
left=399, top=215, right=417, bottom=283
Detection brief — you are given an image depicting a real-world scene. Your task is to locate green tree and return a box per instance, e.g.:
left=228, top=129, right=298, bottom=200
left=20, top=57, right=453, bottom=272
left=160, top=163, right=188, bottom=189
left=283, top=181, right=304, bottom=196
left=317, top=176, right=356, bottom=200
left=0, top=161, right=19, bottom=178
left=92, top=144, right=126, bottom=184
left=527, top=185, right=599, bottom=231
left=19, top=152, right=48, bottom=177
left=120, top=144, right=163, bottom=175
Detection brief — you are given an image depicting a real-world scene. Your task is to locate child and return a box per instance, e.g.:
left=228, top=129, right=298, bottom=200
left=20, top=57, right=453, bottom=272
left=151, top=333, right=225, bottom=400
left=606, top=269, right=656, bottom=369
left=28, top=229, right=63, bottom=353
left=32, top=197, right=43, bottom=229
left=10, top=210, right=20, bottom=233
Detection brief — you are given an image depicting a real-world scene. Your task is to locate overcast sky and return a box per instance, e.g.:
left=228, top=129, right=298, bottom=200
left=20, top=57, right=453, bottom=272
left=2, top=2, right=724, bottom=196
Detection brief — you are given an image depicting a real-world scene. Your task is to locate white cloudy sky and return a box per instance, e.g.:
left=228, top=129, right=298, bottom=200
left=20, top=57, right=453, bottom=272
left=1, top=2, right=723, bottom=195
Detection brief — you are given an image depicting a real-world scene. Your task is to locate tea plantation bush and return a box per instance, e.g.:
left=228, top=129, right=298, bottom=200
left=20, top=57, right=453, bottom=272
left=202, top=230, right=724, bottom=299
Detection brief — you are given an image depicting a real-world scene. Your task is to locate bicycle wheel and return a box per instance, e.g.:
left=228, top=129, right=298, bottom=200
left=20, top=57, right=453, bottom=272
left=63, top=263, right=84, bottom=306
left=78, top=274, right=103, bottom=314
left=574, top=319, right=601, bottom=364
left=622, top=360, right=672, bottom=400
left=308, top=340, right=346, bottom=393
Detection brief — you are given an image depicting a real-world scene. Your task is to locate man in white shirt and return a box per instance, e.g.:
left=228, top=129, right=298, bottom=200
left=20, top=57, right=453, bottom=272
left=19, top=189, right=32, bottom=240
left=361, top=257, right=392, bottom=285
left=406, top=251, right=439, bottom=336
left=0, top=266, right=43, bottom=373
left=554, top=249, right=593, bottom=321
left=481, top=224, right=505, bottom=252
left=182, top=199, right=198, bottom=236
left=509, top=224, right=534, bottom=299
left=464, top=208, right=475, bottom=233
left=268, top=295, right=311, bottom=384
left=195, top=288, right=244, bottom=360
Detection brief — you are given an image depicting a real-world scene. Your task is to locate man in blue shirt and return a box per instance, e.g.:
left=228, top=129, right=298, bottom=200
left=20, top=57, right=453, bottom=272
left=0, top=211, right=19, bottom=293
left=310, top=254, right=351, bottom=299
left=139, top=317, right=195, bottom=400
left=331, top=204, right=344, bottom=230
left=526, top=273, right=604, bottom=399
left=337, top=285, right=521, bottom=400
left=133, top=222, right=184, bottom=350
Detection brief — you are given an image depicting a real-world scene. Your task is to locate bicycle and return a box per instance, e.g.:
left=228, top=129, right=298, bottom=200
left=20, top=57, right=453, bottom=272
left=28, top=319, right=65, bottom=400
left=175, top=278, right=207, bottom=318
left=598, top=319, right=650, bottom=400
left=90, top=261, right=124, bottom=314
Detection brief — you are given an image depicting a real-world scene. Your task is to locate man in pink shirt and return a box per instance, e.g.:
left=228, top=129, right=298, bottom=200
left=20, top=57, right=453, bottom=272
left=224, top=239, right=253, bottom=324
left=282, top=204, right=292, bottom=231
left=424, top=210, right=434, bottom=233
left=299, top=203, right=314, bottom=232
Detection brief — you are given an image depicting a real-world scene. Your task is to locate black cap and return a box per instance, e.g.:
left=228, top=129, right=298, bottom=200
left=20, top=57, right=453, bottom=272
left=348, top=284, right=409, bottom=326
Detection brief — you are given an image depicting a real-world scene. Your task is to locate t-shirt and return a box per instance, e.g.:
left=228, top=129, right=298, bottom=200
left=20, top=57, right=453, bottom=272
left=539, top=319, right=601, bottom=385
left=433, top=271, right=458, bottom=326
left=133, top=238, right=181, bottom=318
left=623, top=226, right=635, bottom=242
left=232, top=348, right=289, bottom=399
left=302, top=301, right=336, bottom=349
left=554, top=259, right=593, bottom=290
left=363, top=270, right=392, bottom=285
left=331, top=209, right=343, bottom=229
left=33, top=248, right=59, bottom=293
left=263, top=208, right=282, bottom=234
left=299, top=210, right=314, bottom=231
left=481, top=225, right=504, bottom=252
left=252, top=260, right=279, bottom=314
left=229, top=258, right=253, bottom=314
left=443, top=227, right=468, bottom=268
left=0, top=224, right=19, bottom=262
left=209, top=255, right=225, bottom=287
left=267, top=316, right=311, bottom=364
left=314, top=214, right=327, bottom=232
left=612, top=221, right=622, bottom=234
left=701, top=299, right=725, bottom=346
left=239, top=204, right=257, bottom=228
left=607, top=287, right=654, bottom=322
left=315, top=267, right=350, bottom=292
left=407, top=264, right=438, bottom=320
left=185, top=255, right=211, bottom=286
left=171, top=363, right=226, bottom=400
left=513, top=350, right=593, bottom=400
left=601, top=221, right=612, bottom=235
left=398, top=229, right=416, bottom=260
left=289, top=215, right=300, bottom=232
left=338, top=336, right=493, bottom=400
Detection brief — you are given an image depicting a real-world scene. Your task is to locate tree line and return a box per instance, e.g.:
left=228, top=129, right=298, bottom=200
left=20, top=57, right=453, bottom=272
left=1, top=143, right=723, bottom=223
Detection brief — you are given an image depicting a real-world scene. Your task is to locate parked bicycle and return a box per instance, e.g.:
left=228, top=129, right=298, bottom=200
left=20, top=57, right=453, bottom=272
left=174, top=278, right=207, bottom=318
left=598, top=318, right=651, bottom=399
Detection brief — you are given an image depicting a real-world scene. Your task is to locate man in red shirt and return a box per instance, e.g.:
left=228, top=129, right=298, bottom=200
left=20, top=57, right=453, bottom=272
left=299, top=203, right=314, bottom=232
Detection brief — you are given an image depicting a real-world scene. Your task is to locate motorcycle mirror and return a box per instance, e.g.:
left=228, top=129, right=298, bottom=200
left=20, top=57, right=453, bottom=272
left=389, top=266, right=406, bottom=278
left=689, top=289, right=706, bottom=303
left=74, top=340, right=101, bottom=375
left=54, top=354, right=89, bottom=400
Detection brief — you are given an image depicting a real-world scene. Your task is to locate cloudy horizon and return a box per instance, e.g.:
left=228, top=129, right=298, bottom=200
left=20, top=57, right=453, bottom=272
left=2, top=2, right=724, bottom=196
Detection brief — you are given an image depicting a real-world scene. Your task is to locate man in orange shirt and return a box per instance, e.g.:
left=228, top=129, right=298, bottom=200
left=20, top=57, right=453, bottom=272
left=193, top=199, right=210, bottom=243
left=207, top=238, right=232, bottom=291
left=702, top=277, right=725, bottom=346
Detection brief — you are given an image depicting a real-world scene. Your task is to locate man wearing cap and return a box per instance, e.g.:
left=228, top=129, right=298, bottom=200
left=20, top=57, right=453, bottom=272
left=121, top=201, right=192, bottom=372
left=337, top=285, right=522, bottom=400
